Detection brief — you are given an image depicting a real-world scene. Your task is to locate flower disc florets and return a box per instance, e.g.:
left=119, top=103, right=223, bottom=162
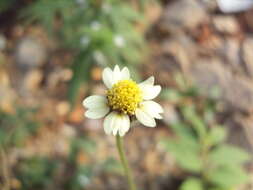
left=107, top=79, right=142, bottom=115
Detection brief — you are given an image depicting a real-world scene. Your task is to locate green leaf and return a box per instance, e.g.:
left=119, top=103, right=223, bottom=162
left=181, top=106, right=206, bottom=138
left=0, top=0, right=16, bottom=12
left=169, top=122, right=198, bottom=148
left=207, top=126, right=227, bottom=146
left=210, top=144, right=250, bottom=167
left=208, top=166, right=249, bottom=188
left=101, top=157, right=123, bottom=175
left=161, top=139, right=202, bottom=173
left=180, top=178, right=204, bottom=190
left=67, top=52, right=93, bottom=107
left=160, top=88, right=181, bottom=102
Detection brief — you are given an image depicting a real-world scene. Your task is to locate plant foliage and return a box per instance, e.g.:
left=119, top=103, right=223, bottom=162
left=22, top=0, right=146, bottom=105
left=161, top=76, right=250, bottom=190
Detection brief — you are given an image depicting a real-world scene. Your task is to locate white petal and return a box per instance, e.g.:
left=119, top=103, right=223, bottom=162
left=103, top=112, right=130, bottom=136
left=141, top=101, right=163, bottom=119
left=113, top=125, right=120, bottom=136
left=135, top=108, right=156, bottom=127
left=119, top=114, right=130, bottom=136
left=139, top=76, right=154, bottom=86
left=112, top=114, right=122, bottom=136
left=154, top=113, right=163, bottom=119
left=112, top=113, right=129, bottom=136
left=83, top=95, right=108, bottom=109
left=104, top=112, right=116, bottom=135
left=139, top=85, right=161, bottom=100
left=113, top=65, right=121, bottom=84
left=102, top=68, right=114, bottom=88
left=121, top=67, right=130, bottom=80
left=85, top=106, right=109, bottom=119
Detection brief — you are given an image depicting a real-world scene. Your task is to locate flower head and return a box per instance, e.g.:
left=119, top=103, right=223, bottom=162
left=83, top=65, right=163, bottom=136
left=114, top=35, right=125, bottom=48
left=90, top=21, right=101, bottom=31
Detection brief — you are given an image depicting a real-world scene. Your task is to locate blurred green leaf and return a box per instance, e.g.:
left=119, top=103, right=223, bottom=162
left=0, top=0, right=16, bottom=12
left=208, top=166, right=249, bottom=188
left=174, top=74, right=188, bottom=90
left=69, top=137, right=96, bottom=163
left=68, top=165, right=93, bottom=190
left=169, top=122, right=198, bottom=146
left=182, top=87, right=199, bottom=97
left=101, top=157, right=123, bottom=174
left=180, top=178, right=204, bottom=190
left=207, top=126, right=227, bottom=146
left=209, top=86, right=221, bottom=99
left=161, top=139, right=202, bottom=172
left=160, top=88, right=181, bottom=102
left=0, top=107, right=40, bottom=147
left=68, top=52, right=93, bottom=106
left=210, top=144, right=250, bottom=167
left=23, top=0, right=146, bottom=104
left=16, top=157, right=58, bottom=190
left=181, top=106, right=206, bottom=139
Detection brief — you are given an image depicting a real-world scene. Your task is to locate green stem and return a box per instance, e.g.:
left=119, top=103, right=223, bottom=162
left=0, top=146, right=10, bottom=190
left=116, top=135, right=137, bottom=190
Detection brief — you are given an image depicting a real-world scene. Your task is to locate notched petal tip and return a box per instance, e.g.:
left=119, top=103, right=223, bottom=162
left=103, top=111, right=130, bottom=136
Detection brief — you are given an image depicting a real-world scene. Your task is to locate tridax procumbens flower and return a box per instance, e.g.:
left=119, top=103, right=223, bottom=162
left=83, top=65, right=163, bottom=136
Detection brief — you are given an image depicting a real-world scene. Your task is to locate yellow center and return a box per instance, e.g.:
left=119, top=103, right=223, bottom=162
left=107, top=80, right=142, bottom=115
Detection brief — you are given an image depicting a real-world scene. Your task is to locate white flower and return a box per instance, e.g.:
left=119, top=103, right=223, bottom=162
left=83, top=65, right=163, bottom=136
left=80, top=36, right=90, bottom=47
left=217, top=0, right=253, bottom=13
left=90, top=21, right=101, bottom=31
left=114, top=35, right=125, bottom=48
left=78, top=175, right=90, bottom=187
left=93, top=50, right=107, bottom=66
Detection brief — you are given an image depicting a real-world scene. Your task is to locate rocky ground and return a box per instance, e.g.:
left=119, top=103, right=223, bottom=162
left=149, top=0, right=253, bottom=152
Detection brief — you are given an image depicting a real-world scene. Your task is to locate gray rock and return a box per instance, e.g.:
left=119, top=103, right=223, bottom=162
left=190, top=60, right=253, bottom=112
left=242, top=37, right=253, bottom=78
left=213, top=16, right=240, bottom=34
left=200, top=0, right=218, bottom=11
left=225, top=77, right=253, bottom=112
left=189, top=59, right=231, bottom=95
left=159, top=0, right=208, bottom=33
left=15, top=37, right=47, bottom=69
left=234, top=114, right=253, bottom=153
left=223, top=39, right=242, bottom=73
left=225, top=114, right=253, bottom=154
left=161, top=35, right=197, bottom=73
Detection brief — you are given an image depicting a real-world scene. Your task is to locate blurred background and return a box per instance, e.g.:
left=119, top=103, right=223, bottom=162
left=1, top=0, right=253, bottom=189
